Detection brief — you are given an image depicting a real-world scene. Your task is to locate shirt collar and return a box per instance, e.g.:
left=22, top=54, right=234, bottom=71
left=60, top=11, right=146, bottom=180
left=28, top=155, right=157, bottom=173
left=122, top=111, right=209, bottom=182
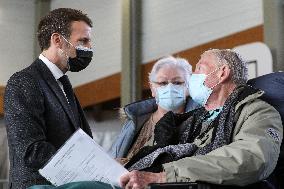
left=39, top=54, right=64, bottom=80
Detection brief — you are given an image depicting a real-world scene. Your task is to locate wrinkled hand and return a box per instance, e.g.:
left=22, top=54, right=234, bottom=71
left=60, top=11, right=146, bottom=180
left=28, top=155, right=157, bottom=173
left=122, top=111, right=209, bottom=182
left=120, top=170, right=166, bottom=189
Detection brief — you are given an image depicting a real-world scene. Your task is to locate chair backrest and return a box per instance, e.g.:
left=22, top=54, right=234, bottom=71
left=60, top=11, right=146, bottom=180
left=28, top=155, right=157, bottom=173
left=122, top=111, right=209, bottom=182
left=247, top=72, right=284, bottom=121
left=247, top=72, right=284, bottom=187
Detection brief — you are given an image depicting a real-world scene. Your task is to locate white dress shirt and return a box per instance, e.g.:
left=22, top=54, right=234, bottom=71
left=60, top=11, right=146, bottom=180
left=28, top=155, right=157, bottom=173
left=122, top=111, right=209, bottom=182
left=39, top=54, right=67, bottom=97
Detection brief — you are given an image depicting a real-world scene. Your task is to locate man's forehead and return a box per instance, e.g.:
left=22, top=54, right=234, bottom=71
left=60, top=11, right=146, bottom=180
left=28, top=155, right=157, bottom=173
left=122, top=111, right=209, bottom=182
left=70, top=21, right=91, bottom=34
left=201, top=51, right=215, bottom=60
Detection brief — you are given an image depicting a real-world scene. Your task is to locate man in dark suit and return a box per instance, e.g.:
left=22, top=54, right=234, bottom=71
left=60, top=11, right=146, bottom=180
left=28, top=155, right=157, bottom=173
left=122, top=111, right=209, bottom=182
left=4, top=8, right=94, bottom=189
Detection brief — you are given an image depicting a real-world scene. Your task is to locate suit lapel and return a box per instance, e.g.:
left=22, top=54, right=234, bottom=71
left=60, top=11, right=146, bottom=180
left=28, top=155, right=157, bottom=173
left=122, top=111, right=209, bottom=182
left=34, top=59, right=79, bottom=129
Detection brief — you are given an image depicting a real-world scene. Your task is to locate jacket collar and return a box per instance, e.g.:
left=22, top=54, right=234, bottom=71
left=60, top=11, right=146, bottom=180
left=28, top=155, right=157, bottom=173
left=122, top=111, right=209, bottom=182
left=124, top=98, right=157, bottom=120
left=124, top=97, right=199, bottom=120
left=235, top=88, right=264, bottom=111
left=39, top=54, right=64, bottom=80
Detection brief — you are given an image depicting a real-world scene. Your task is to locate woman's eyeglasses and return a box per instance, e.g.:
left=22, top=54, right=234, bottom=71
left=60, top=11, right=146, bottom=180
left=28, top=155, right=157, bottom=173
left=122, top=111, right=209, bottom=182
left=152, top=81, right=185, bottom=86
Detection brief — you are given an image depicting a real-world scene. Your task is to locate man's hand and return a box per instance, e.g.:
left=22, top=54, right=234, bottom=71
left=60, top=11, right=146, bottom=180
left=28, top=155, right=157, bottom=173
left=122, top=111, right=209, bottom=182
left=120, top=170, right=166, bottom=189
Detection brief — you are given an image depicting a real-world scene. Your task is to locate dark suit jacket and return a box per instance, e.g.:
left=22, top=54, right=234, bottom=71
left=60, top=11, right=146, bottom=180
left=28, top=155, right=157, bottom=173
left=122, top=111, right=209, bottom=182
left=4, top=59, right=93, bottom=189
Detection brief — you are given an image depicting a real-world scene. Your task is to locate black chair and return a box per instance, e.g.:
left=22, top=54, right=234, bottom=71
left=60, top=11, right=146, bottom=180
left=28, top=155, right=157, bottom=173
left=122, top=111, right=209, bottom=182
left=248, top=72, right=284, bottom=189
left=148, top=72, right=284, bottom=189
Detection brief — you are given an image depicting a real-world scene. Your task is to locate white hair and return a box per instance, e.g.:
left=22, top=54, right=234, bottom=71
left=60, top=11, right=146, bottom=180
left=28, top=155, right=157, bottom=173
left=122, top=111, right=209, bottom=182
left=148, top=56, right=192, bottom=84
left=204, top=49, right=248, bottom=85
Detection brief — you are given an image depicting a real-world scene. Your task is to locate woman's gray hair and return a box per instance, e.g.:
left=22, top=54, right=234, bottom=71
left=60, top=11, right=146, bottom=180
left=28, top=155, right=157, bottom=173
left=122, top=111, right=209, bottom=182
left=205, top=49, right=248, bottom=85
left=148, top=56, right=192, bottom=84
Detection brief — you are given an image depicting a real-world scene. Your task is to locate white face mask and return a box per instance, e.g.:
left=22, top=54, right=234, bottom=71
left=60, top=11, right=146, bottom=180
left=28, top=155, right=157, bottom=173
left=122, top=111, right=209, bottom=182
left=155, top=83, right=186, bottom=111
left=188, top=68, right=220, bottom=106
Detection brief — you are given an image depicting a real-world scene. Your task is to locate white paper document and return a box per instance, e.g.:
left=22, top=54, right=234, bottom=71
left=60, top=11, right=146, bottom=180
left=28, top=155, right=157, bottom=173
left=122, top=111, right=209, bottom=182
left=39, top=129, right=128, bottom=187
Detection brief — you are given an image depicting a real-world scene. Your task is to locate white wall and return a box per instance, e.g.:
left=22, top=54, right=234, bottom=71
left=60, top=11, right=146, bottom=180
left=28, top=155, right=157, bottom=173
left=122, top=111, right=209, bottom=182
left=0, top=0, right=35, bottom=85
left=51, top=0, right=122, bottom=87
left=0, top=0, right=263, bottom=87
left=52, top=0, right=264, bottom=86
left=141, top=0, right=263, bottom=63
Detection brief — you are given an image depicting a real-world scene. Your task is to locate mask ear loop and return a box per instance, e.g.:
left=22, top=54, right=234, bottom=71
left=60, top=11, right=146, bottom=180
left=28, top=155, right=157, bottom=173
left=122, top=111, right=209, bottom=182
left=204, top=66, right=223, bottom=90
left=60, top=35, right=75, bottom=48
left=57, top=48, right=71, bottom=71
left=60, top=35, right=76, bottom=71
left=201, top=67, right=222, bottom=106
left=58, top=35, right=74, bottom=58
left=182, top=85, right=187, bottom=104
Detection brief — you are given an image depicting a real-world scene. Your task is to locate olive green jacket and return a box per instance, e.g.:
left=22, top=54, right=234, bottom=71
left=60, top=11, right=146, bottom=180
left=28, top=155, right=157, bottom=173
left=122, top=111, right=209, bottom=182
left=163, top=91, right=283, bottom=186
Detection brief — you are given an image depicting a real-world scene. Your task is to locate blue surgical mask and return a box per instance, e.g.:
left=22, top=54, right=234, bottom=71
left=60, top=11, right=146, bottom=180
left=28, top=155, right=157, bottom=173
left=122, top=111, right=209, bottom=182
left=188, top=68, right=220, bottom=106
left=155, top=83, right=186, bottom=111
left=188, top=74, right=212, bottom=106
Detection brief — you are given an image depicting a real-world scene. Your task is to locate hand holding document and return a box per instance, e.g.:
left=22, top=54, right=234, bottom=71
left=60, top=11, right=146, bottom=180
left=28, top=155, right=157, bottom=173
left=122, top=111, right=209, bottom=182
left=39, top=129, right=128, bottom=187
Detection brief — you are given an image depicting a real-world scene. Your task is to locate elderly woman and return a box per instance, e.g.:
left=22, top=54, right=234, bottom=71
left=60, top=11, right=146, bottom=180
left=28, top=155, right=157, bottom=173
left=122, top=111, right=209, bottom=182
left=109, top=56, right=198, bottom=164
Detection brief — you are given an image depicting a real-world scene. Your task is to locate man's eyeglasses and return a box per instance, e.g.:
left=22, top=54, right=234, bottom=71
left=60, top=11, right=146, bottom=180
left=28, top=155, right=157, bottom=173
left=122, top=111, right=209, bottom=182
left=152, top=81, right=185, bottom=86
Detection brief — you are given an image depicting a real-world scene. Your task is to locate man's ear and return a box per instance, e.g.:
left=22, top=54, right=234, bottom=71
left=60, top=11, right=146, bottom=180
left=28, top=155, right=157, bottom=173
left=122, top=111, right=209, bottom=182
left=50, top=33, right=62, bottom=48
left=219, top=65, right=231, bottom=83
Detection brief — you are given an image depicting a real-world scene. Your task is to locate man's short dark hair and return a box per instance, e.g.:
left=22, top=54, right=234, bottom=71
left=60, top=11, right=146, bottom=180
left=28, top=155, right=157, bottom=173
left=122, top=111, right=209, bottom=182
left=37, top=8, right=93, bottom=51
